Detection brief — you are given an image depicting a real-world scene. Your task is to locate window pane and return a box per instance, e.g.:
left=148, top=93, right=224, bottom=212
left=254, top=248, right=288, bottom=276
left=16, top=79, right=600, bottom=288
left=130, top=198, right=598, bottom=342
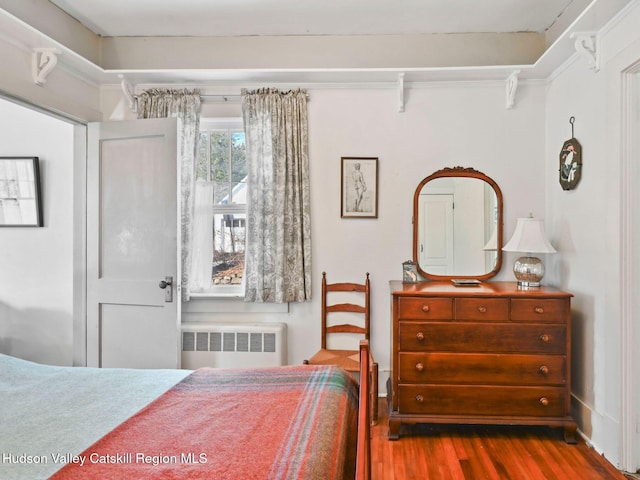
left=230, top=181, right=246, bottom=205
left=213, top=181, right=230, bottom=205
left=231, top=131, right=246, bottom=184
left=196, top=132, right=209, bottom=180
left=231, top=131, right=246, bottom=204
left=210, top=131, right=229, bottom=183
left=212, top=212, right=245, bottom=285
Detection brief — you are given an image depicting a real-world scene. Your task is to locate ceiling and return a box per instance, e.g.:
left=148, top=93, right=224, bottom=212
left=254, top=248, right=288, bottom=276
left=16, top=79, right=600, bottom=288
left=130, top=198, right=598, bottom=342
left=49, top=0, right=575, bottom=38
left=0, top=0, right=626, bottom=93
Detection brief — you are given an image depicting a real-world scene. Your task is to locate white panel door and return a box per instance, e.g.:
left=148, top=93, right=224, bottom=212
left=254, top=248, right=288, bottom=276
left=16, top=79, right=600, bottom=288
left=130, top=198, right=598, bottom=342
left=419, top=194, right=454, bottom=275
left=86, top=118, right=180, bottom=368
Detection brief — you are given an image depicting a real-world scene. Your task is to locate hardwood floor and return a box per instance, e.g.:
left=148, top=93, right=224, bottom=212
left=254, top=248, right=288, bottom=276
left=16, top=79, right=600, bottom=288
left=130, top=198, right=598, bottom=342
left=371, top=399, right=628, bottom=480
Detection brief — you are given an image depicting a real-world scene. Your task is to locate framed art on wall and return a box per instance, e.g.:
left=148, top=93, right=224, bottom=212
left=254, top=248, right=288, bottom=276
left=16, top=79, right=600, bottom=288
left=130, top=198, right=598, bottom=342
left=341, top=156, right=378, bottom=218
left=559, top=117, right=582, bottom=191
left=0, top=156, right=43, bottom=227
left=559, top=138, right=582, bottom=190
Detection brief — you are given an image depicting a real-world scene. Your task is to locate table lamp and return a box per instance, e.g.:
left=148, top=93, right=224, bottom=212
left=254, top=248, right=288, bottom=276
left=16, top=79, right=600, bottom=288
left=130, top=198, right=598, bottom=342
left=502, top=216, right=556, bottom=288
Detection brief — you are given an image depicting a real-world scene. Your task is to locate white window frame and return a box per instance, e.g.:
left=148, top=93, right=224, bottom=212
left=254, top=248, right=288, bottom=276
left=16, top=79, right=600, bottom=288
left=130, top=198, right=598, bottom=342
left=190, top=117, right=246, bottom=298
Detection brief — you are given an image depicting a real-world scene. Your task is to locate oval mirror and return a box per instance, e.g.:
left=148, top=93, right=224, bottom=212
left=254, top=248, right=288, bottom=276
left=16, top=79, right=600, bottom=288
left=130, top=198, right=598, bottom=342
left=413, top=167, right=503, bottom=280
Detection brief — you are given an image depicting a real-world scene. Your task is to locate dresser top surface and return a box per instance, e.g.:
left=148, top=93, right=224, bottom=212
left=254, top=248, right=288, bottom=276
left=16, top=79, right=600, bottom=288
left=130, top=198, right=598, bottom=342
left=389, top=280, right=572, bottom=298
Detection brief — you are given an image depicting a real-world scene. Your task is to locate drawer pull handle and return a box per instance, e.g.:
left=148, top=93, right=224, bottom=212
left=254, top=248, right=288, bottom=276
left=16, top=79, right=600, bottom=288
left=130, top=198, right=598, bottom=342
left=416, top=331, right=425, bottom=342
left=539, top=334, right=550, bottom=343
left=534, top=307, right=545, bottom=314
left=421, top=305, right=430, bottom=313
left=478, top=306, right=487, bottom=313
left=539, top=365, right=549, bottom=375
left=415, top=394, right=424, bottom=403
left=539, top=397, right=549, bottom=406
left=415, top=362, right=424, bottom=372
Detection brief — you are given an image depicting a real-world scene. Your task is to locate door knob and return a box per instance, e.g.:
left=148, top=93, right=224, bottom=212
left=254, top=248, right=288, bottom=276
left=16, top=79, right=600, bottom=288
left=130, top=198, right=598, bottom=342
left=159, top=276, right=173, bottom=302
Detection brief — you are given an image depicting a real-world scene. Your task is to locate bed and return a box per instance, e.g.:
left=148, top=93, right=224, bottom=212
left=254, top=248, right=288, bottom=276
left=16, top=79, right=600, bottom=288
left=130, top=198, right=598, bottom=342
left=0, top=341, right=371, bottom=480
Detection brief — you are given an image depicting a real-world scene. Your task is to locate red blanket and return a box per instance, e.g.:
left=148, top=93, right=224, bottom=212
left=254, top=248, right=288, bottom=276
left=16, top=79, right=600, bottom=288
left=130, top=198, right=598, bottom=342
left=51, top=365, right=358, bottom=479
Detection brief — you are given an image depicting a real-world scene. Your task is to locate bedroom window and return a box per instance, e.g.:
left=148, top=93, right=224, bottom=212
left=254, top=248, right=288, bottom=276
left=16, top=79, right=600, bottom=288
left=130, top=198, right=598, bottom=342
left=196, top=119, right=246, bottom=295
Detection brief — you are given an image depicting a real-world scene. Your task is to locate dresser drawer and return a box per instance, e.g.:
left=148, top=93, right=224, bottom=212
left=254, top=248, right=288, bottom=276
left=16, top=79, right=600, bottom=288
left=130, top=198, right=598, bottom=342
left=454, top=298, right=509, bottom=321
left=398, top=322, right=566, bottom=354
left=511, top=299, right=568, bottom=322
left=398, top=352, right=566, bottom=385
left=398, top=385, right=566, bottom=416
left=397, top=297, right=453, bottom=320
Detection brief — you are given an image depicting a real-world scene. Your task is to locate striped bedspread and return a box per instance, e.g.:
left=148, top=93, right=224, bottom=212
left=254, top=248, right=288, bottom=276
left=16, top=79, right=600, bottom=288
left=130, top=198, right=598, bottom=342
left=51, top=365, right=359, bottom=480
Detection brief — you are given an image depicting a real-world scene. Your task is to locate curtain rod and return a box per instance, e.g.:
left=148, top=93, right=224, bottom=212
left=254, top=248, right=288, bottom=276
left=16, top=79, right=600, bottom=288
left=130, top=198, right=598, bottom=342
left=200, top=92, right=309, bottom=100
left=180, top=92, right=310, bottom=105
left=201, top=94, right=240, bottom=97
left=200, top=94, right=241, bottom=103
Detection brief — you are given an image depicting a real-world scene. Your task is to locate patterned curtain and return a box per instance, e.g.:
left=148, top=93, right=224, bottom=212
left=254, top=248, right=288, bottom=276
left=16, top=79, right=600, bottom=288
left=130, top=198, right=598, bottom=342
left=136, top=88, right=201, bottom=300
left=241, top=88, right=311, bottom=303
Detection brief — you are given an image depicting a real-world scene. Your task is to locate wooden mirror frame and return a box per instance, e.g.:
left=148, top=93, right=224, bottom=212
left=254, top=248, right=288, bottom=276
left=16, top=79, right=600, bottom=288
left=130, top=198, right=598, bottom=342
left=413, top=166, right=503, bottom=281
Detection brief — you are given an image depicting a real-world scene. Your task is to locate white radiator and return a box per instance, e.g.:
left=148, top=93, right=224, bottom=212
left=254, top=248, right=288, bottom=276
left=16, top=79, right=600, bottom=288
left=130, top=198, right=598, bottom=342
left=181, top=322, right=287, bottom=369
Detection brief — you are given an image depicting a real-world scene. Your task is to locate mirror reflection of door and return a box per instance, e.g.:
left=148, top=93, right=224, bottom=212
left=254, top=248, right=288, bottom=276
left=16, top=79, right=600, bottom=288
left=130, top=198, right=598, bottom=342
left=418, top=177, right=488, bottom=277
left=419, top=194, right=453, bottom=274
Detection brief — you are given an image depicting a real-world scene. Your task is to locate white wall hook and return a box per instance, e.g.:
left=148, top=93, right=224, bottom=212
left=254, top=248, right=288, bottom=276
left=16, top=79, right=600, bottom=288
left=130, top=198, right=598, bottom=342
left=570, top=32, right=600, bottom=72
left=505, top=70, right=520, bottom=109
left=32, top=48, right=60, bottom=86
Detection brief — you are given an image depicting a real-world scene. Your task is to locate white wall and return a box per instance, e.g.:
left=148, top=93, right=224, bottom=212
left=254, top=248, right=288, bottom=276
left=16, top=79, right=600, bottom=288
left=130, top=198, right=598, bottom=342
left=0, top=97, right=75, bottom=366
left=545, top=0, right=640, bottom=468
left=306, top=84, right=547, bottom=371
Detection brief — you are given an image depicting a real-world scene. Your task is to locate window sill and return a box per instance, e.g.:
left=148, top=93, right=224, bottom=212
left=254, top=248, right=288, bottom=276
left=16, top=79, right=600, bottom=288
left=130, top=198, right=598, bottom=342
left=189, top=291, right=243, bottom=299
left=183, top=295, right=289, bottom=314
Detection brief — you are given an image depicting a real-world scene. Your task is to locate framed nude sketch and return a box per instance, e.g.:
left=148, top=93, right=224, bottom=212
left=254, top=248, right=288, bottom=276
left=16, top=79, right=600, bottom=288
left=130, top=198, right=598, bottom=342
left=0, top=157, right=43, bottom=227
left=341, top=157, right=378, bottom=218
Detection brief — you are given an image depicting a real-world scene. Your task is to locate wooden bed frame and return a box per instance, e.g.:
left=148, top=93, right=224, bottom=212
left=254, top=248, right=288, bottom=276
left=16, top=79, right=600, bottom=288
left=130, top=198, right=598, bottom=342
left=356, top=339, right=372, bottom=480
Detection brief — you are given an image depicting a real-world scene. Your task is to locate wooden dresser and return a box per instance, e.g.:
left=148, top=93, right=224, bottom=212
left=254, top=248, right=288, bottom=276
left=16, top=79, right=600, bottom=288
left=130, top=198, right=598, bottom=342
left=388, top=281, right=577, bottom=442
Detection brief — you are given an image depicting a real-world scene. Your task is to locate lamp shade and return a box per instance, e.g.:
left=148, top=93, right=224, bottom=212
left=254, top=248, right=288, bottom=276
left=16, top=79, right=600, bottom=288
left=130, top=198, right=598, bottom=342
left=503, top=217, right=556, bottom=254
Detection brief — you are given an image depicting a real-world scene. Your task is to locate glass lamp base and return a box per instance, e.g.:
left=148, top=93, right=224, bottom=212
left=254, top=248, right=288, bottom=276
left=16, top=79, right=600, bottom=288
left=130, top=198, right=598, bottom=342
left=513, top=256, right=544, bottom=288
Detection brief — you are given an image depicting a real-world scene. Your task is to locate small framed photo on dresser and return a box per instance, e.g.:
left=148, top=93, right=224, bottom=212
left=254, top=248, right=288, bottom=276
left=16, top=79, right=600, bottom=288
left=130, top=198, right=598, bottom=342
left=402, top=260, right=418, bottom=283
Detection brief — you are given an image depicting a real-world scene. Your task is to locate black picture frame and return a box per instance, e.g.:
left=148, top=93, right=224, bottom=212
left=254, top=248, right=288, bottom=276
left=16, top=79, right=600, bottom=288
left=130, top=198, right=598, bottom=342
left=0, top=156, right=43, bottom=227
left=341, top=157, right=378, bottom=218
